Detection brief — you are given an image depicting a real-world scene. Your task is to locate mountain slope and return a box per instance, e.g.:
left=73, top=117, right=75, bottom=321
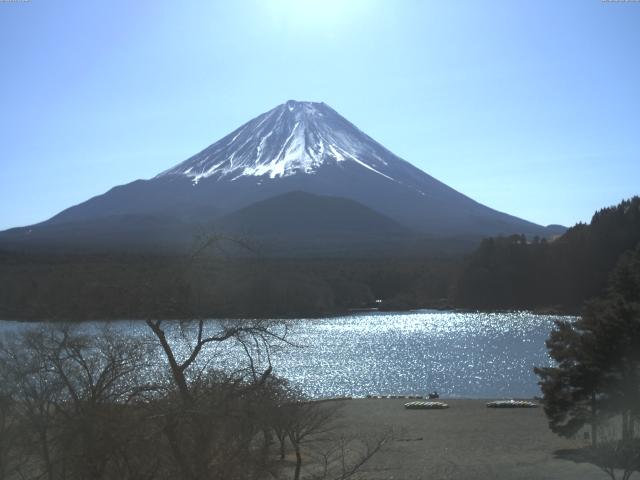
left=219, top=191, right=410, bottom=235
left=0, top=100, right=563, bottom=254
left=0, top=214, right=196, bottom=253
left=215, top=191, right=419, bottom=255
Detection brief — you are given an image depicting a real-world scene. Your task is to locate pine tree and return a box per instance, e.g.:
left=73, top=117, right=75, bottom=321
left=535, top=243, right=640, bottom=446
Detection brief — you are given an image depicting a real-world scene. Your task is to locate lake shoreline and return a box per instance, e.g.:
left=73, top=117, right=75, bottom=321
left=0, top=305, right=579, bottom=323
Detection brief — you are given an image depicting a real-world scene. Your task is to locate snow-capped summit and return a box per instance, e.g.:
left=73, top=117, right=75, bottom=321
left=157, top=100, right=400, bottom=184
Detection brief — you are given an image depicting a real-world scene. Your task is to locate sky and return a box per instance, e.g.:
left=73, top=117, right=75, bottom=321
left=1, top=0, right=639, bottom=230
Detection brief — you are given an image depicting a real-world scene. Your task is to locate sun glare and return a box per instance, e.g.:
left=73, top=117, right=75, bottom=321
left=265, top=0, right=373, bottom=31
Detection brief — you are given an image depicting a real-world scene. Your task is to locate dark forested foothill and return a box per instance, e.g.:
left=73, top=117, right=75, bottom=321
left=0, top=251, right=459, bottom=320
left=1, top=197, right=639, bottom=320
left=453, top=196, right=640, bottom=312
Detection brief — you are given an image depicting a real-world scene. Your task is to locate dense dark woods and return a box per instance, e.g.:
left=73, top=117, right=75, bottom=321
left=454, top=197, right=640, bottom=311
left=0, top=253, right=457, bottom=320
left=1, top=197, right=639, bottom=320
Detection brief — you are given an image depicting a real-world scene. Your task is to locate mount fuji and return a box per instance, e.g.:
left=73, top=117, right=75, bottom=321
left=0, top=100, right=563, bottom=255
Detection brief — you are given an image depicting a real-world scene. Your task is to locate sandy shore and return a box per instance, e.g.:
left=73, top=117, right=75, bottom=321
left=325, top=398, right=607, bottom=480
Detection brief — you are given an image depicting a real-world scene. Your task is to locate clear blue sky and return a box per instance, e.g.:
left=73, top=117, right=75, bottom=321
left=1, top=0, right=639, bottom=230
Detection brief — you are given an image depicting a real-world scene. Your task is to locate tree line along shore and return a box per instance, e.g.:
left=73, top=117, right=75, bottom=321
left=0, top=196, right=638, bottom=321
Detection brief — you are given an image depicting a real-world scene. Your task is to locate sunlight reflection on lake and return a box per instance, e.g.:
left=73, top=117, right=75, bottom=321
left=0, top=310, right=572, bottom=399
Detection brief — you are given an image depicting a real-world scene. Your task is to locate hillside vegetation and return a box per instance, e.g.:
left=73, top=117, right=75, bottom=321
left=454, top=196, right=640, bottom=311
left=1, top=197, right=638, bottom=320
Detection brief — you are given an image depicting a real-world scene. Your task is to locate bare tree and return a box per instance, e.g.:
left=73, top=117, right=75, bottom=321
left=0, top=325, right=157, bottom=480
left=144, top=316, right=290, bottom=480
left=286, top=400, right=340, bottom=480
left=589, top=424, right=640, bottom=480
left=145, top=318, right=287, bottom=401
left=310, top=432, right=388, bottom=480
left=0, top=379, right=28, bottom=480
left=0, top=329, right=64, bottom=480
left=268, top=393, right=389, bottom=480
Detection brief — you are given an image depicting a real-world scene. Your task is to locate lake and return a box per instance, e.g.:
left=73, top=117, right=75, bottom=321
left=0, top=310, right=571, bottom=399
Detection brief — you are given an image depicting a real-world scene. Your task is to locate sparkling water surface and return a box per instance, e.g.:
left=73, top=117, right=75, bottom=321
left=0, top=310, right=571, bottom=399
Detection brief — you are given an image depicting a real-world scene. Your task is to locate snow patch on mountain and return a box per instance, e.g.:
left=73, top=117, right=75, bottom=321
left=157, top=100, right=403, bottom=185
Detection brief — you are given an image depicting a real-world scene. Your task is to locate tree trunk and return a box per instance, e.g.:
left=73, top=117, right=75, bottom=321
left=294, top=443, right=302, bottom=480
left=262, top=428, right=273, bottom=449
left=38, top=428, right=54, bottom=480
left=164, top=421, right=196, bottom=480
left=591, top=392, right=598, bottom=448
left=145, top=320, right=191, bottom=401
left=622, top=410, right=630, bottom=441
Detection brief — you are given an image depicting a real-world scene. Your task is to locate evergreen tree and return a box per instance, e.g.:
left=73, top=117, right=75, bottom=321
left=534, top=318, right=604, bottom=445
left=535, top=244, right=640, bottom=445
